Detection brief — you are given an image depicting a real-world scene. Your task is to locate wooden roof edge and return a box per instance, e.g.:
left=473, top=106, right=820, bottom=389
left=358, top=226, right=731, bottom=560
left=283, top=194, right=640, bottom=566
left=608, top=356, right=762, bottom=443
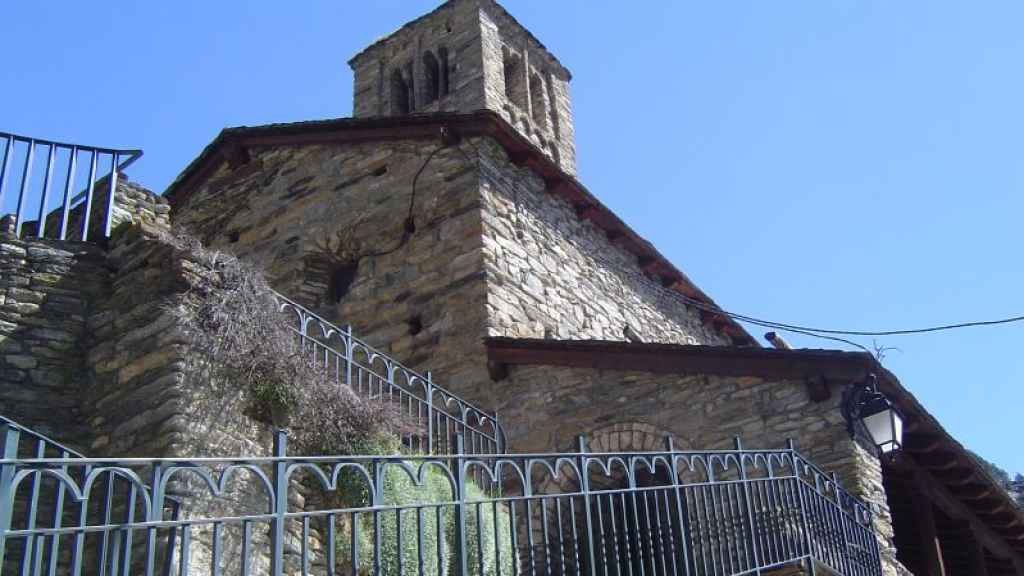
left=876, top=364, right=1024, bottom=543
left=485, top=336, right=873, bottom=379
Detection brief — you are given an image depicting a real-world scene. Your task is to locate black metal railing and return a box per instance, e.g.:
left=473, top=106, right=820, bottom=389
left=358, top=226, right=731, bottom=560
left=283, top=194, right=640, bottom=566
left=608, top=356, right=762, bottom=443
left=0, top=418, right=882, bottom=576
left=274, top=291, right=506, bottom=456
left=0, top=131, right=142, bottom=241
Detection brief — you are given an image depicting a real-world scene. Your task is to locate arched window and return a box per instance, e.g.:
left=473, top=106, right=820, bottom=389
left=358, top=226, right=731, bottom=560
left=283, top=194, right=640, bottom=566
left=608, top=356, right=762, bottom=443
left=423, top=51, right=440, bottom=104
left=438, top=47, right=450, bottom=96
left=502, top=48, right=526, bottom=110
left=530, top=72, right=548, bottom=129
left=390, top=69, right=410, bottom=115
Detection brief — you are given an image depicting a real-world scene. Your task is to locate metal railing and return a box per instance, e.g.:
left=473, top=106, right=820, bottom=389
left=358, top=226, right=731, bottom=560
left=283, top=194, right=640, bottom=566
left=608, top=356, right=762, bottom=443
left=0, top=421, right=882, bottom=576
left=274, top=291, right=506, bottom=456
left=0, top=131, right=143, bottom=241
left=0, top=418, right=181, bottom=576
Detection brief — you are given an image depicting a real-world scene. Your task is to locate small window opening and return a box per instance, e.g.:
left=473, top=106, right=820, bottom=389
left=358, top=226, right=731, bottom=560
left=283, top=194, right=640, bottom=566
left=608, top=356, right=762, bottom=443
left=438, top=47, right=450, bottom=96
left=228, top=230, right=240, bottom=243
left=530, top=72, right=548, bottom=129
left=390, top=69, right=411, bottom=115
left=407, top=315, right=423, bottom=336
left=502, top=48, right=526, bottom=110
left=423, top=51, right=441, bottom=104
left=328, top=261, right=359, bottom=304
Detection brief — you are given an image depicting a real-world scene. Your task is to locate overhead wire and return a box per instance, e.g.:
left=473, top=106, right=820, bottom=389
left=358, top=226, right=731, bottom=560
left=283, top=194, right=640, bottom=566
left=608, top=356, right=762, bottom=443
left=662, top=283, right=1022, bottom=351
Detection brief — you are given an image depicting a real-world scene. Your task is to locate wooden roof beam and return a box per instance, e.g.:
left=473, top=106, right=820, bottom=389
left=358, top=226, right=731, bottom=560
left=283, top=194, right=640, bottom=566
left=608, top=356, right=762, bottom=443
left=917, top=451, right=965, bottom=472
left=891, top=457, right=1024, bottom=567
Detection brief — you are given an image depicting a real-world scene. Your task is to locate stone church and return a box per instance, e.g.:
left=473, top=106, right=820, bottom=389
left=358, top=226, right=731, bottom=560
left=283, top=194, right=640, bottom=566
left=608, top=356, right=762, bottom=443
left=2, top=1, right=1023, bottom=575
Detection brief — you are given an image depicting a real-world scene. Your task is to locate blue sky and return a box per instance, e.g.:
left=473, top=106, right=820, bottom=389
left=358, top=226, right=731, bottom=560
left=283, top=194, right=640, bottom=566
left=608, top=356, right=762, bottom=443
left=2, top=1, right=1021, bottom=474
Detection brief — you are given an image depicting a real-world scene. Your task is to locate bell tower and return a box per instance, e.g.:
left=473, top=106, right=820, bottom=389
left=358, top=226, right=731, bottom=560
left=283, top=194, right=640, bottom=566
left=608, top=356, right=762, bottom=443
left=348, top=0, right=576, bottom=175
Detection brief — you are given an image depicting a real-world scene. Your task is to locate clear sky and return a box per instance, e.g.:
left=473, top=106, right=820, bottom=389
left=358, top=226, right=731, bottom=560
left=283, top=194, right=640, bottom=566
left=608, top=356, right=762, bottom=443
left=2, top=2, right=1021, bottom=474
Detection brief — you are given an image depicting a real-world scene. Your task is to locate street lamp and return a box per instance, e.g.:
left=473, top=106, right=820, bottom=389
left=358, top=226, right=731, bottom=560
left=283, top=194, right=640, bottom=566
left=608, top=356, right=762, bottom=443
left=842, top=373, right=904, bottom=456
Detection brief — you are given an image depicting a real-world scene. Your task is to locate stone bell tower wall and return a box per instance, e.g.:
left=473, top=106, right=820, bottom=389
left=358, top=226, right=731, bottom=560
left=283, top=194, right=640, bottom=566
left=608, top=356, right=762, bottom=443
left=349, top=0, right=576, bottom=175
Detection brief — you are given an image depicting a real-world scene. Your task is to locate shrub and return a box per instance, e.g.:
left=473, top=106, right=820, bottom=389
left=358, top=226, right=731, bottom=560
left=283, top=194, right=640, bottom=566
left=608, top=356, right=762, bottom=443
left=335, top=461, right=515, bottom=576
left=456, top=480, right=515, bottom=576
left=161, top=231, right=411, bottom=456
left=336, top=461, right=452, bottom=576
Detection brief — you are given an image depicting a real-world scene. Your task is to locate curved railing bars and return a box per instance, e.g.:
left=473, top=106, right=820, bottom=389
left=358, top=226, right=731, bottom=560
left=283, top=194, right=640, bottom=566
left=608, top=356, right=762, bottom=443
left=272, top=290, right=506, bottom=456
left=0, top=424, right=882, bottom=576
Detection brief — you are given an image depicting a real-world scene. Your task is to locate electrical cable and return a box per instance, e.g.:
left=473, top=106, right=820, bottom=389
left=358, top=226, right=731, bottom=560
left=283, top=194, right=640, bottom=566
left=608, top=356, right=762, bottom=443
left=655, top=281, right=1022, bottom=352
left=357, top=142, right=449, bottom=261
left=669, top=290, right=1024, bottom=338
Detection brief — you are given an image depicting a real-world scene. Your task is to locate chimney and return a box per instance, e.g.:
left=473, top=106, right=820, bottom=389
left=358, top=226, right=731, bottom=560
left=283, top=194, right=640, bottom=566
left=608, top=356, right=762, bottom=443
left=764, top=332, right=792, bottom=350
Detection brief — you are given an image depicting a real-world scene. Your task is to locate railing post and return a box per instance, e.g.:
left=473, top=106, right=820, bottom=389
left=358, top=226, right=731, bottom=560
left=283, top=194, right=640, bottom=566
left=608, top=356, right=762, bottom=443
left=665, top=436, right=692, bottom=576
left=426, top=371, right=435, bottom=454
left=0, top=134, right=14, bottom=210
left=576, top=435, right=598, bottom=576
left=453, top=434, right=468, bottom=576
left=270, top=429, right=288, bottom=576
left=343, top=324, right=354, bottom=389
left=14, top=139, right=35, bottom=237
left=788, top=439, right=817, bottom=576
left=36, top=143, right=55, bottom=238
left=492, top=411, right=501, bottom=455
left=734, top=437, right=762, bottom=572
left=832, top=472, right=853, bottom=575
left=79, top=150, right=98, bottom=241
left=103, top=155, right=119, bottom=238
left=0, top=423, right=21, bottom=570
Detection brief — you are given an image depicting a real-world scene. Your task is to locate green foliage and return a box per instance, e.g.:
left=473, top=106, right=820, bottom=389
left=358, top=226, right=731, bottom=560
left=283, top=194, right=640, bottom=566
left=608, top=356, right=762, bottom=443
left=336, top=461, right=451, bottom=576
left=249, top=377, right=299, bottom=418
left=457, top=480, right=515, bottom=576
left=334, top=460, right=515, bottom=576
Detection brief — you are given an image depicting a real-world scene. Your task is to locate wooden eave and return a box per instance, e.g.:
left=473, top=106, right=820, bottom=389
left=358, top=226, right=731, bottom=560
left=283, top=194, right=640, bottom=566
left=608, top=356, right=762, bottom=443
left=163, top=110, right=756, bottom=346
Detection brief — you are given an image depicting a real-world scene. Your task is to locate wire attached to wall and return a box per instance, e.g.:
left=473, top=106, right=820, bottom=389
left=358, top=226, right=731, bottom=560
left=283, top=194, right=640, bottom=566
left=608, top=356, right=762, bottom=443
left=357, top=137, right=455, bottom=262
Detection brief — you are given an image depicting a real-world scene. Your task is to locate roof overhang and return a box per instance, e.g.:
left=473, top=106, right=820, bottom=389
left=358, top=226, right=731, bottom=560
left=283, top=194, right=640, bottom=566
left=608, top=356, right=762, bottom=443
left=484, top=336, right=1024, bottom=558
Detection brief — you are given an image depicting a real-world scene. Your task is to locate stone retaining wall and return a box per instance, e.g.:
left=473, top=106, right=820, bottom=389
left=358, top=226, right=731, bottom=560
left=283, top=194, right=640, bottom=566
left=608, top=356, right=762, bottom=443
left=0, top=216, right=108, bottom=449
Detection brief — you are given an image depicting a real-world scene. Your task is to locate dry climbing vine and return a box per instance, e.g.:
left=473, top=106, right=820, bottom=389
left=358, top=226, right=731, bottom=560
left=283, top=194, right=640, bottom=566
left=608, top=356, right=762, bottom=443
left=161, top=231, right=413, bottom=456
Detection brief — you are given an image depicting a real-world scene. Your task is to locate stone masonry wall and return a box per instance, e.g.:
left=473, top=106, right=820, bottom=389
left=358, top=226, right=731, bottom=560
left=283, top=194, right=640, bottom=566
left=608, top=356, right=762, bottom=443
left=495, top=364, right=905, bottom=576
left=21, top=175, right=172, bottom=242
left=478, top=0, right=575, bottom=174
left=477, top=138, right=727, bottom=345
left=0, top=216, right=108, bottom=449
left=349, top=0, right=576, bottom=174
left=350, top=0, right=486, bottom=118
left=83, top=224, right=318, bottom=575
left=168, top=138, right=493, bottom=401
left=2, top=179, right=307, bottom=574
